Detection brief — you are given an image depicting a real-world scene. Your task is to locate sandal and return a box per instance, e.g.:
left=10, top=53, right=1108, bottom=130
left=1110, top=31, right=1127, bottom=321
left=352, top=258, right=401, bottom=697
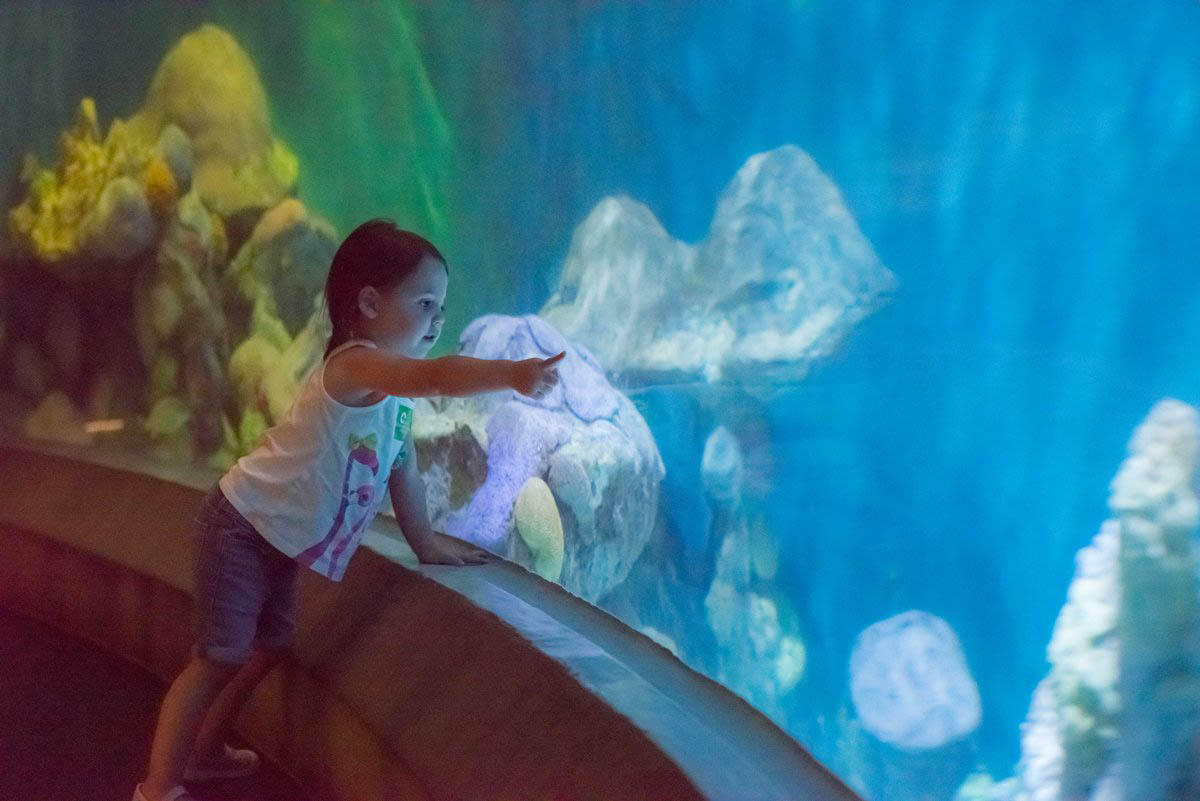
left=132, top=784, right=194, bottom=801
left=182, top=742, right=261, bottom=782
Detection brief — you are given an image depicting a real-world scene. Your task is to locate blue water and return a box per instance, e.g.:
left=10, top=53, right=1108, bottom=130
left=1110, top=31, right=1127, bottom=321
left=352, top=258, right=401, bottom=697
left=412, top=0, right=1200, bottom=773
left=4, top=0, right=1199, bottom=788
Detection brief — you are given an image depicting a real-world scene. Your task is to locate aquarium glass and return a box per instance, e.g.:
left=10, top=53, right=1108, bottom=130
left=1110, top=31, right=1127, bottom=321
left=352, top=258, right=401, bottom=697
left=3, top=2, right=1199, bottom=799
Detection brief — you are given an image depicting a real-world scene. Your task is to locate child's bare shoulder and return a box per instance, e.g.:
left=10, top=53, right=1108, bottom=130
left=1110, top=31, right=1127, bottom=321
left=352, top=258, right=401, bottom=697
left=323, top=346, right=383, bottom=407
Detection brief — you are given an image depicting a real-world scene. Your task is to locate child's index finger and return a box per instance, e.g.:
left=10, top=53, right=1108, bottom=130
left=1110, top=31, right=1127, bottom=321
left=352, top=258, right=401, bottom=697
left=543, top=351, right=566, bottom=366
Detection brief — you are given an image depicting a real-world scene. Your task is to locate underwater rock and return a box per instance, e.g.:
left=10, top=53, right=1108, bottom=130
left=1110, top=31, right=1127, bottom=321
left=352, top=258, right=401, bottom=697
left=1011, top=399, right=1200, bottom=801
left=131, top=189, right=229, bottom=454
left=541, top=145, right=896, bottom=390
left=78, top=176, right=157, bottom=260
left=229, top=337, right=289, bottom=421
left=223, top=198, right=338, bottom=337
left=144, top=394, right=194, bottom=463
left=1014, top=523, right=1119, bottom=801
left=514, top=477, right=565, bottom=582
left=413, top=314, right=663, bottom=601
left=1111, top=399, right=1200, bottom=801
left=849, top=611, right=981, bottom=801
left=701, top=425, right=744, bottom=505
left=850, top=611, right=982, bottom=750
left=749, top=513, right=780, bottom=581
left=23, top=391, right=92, bottom=446
left=215, top=299, right=328, bottom=469
left=705, top=523, right=751, bottom=646
left=702, top=520, right=806, bottom=718
left=5, top=24, right=291, bottom=270
left=126, top=24, right=298, bottom=218
left=85, top=371, right=117, bottom=421
left=154, top=124, right=194, bottom=194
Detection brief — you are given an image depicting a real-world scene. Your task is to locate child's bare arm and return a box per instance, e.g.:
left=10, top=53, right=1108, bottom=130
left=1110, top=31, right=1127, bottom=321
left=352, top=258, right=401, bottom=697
left=329, top=347, right=564, bottom=400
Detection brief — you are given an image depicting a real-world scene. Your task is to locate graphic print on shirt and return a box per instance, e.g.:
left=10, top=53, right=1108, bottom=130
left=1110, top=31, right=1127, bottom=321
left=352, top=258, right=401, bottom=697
left=296, top=433, right=381, bottom=574
left=391, top=404, right=413, bottom=471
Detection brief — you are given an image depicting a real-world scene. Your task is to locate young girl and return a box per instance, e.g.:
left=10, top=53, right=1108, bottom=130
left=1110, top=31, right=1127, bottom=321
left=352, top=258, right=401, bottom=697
left=133, top=220, right=564, bottom=801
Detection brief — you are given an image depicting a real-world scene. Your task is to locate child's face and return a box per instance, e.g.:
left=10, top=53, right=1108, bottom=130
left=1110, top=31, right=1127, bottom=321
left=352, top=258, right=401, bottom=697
left=363, top=255, right=448, bottom=358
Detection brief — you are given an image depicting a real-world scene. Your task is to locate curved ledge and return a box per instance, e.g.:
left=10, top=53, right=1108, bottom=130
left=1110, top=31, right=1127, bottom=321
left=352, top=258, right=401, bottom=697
left=0, top=440, right=860, bottom=801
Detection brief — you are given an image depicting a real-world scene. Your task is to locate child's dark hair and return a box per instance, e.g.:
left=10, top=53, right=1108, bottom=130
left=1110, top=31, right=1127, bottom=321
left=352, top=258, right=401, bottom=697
left=323, top=219, right=446, bottom=358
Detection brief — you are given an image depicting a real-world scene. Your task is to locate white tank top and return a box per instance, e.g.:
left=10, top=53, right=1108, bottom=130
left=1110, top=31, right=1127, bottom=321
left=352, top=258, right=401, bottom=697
left=219, top=339, right=413, bottom=581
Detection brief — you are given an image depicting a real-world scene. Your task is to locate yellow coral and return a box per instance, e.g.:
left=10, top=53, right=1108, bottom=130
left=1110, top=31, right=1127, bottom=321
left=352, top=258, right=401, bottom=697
left=6, top=97, right=156, bottom=271
left=143, top=155, right=178, bottom=218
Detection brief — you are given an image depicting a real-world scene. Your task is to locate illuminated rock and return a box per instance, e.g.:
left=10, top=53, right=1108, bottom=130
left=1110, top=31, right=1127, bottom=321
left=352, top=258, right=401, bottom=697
left=850, top=611, right=982, bottom=750
left=413, top=313, right=663, bottom=600
left=514, top=477, right=565, bottom=582
left=542, top=145, right=896, bottom=390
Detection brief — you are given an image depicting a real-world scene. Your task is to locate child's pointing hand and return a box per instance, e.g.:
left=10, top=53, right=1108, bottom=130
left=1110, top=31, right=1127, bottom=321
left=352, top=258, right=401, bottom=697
left=511, top=351, right=566, bottom=400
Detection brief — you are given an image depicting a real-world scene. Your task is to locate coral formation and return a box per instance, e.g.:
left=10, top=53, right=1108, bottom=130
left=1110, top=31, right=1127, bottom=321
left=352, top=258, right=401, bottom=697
left=131, top=188, right=228, bottom=452
left=995, top=399, right=1200, bottom=801
left=7, top=98, right=161, bottom=271
left=2, top=23, right=315, bottom=468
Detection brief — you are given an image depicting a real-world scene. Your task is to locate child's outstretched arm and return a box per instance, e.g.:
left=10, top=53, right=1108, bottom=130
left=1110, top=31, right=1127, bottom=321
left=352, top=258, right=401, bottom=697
left=328, top=348, right=565, bottom=401
left=388, top=428, right=491, bottom=565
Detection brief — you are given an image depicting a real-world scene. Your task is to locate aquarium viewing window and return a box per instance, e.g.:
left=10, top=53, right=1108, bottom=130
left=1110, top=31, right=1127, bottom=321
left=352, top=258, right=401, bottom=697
left=1, top=3, right=1198, bottom=800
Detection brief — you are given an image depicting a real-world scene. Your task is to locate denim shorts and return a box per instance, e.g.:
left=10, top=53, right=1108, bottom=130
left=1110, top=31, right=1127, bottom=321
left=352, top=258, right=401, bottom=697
left=191, top=485, right=298, bottom=665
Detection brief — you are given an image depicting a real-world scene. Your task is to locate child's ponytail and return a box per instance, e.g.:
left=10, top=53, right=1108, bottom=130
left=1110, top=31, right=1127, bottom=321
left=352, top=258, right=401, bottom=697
left=323, top=220, right=446, bottom=359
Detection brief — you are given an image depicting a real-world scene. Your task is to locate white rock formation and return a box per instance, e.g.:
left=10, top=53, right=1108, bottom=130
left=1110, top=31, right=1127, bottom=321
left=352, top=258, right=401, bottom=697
left=540, top=145, right=896, bottom=390
left=1010, top=398, right=1200, bottom=801
left=411, top=314, right=663, bottom=601
left=849, top=610, right=982, bottom=751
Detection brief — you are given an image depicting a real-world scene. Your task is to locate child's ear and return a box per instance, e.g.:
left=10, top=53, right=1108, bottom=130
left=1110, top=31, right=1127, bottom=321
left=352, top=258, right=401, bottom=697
left=357, top=286, right=380, bottom=319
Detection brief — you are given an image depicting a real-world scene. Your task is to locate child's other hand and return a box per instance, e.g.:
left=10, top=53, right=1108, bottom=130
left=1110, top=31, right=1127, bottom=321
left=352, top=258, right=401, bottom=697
left=414, top=531, right=493, bottom=566
left=511, top=351, right=565, bottom=400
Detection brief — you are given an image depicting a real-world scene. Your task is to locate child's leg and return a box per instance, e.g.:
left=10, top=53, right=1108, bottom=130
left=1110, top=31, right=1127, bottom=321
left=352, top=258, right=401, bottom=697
left=190, top=645, right=286, bottom=762
left=191, top=527, right=300, bottom=764
left=140, top=655, right=241, bottom=800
